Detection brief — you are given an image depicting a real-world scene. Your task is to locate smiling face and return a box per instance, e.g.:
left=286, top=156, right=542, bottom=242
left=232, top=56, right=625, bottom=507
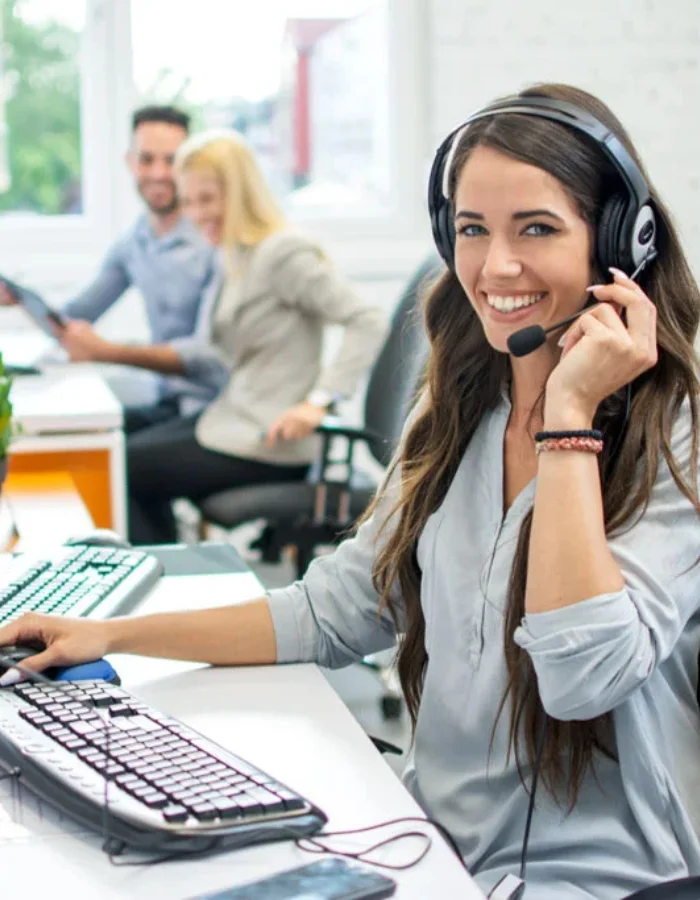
left=127, top=121, right=187, bottom=216
left=452, top=145, right=593, bottom=354
left=177, top=168, right=225, bottom=245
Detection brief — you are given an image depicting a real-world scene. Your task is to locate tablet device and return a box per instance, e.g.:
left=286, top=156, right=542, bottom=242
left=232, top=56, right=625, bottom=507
left=192, top=859, right=397, bottom=900
left=0, top=274, right=66, bottom=337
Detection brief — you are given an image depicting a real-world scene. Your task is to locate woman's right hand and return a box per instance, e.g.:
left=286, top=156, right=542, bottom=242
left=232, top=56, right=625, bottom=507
left=0, top=613, right=111, bottom=681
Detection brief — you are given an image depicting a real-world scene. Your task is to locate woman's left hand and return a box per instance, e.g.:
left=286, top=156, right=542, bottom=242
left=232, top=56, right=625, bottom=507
left=264, top=402, right=326, bottom=447
left=544, top=267, right=658, bottom=426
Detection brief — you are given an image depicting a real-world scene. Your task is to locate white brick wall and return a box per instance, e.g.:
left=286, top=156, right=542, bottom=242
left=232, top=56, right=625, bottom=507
left=428, top=0, right=700, bottom=276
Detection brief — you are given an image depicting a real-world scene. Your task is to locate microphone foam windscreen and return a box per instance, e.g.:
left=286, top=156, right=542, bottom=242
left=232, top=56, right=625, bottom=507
left=506, top=325, right=546, bottom=357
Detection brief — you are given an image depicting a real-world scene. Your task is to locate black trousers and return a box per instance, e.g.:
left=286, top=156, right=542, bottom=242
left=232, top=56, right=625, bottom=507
left=123, top=399, right=180, bottom=436
left=127, top=416, right=309, bottom=545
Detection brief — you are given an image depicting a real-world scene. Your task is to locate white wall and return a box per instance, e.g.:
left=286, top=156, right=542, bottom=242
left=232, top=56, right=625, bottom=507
left=428, top=0, right=700, bottom=276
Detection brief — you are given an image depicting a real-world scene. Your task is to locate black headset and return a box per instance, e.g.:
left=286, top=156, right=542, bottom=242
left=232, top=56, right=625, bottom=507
left=428, top=95, right=657, bottom=275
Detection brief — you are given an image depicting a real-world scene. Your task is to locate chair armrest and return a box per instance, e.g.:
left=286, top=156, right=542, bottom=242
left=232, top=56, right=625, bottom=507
left=308, top=416, right=385, bottom=525
left=315, top=415, right=383, bottom=447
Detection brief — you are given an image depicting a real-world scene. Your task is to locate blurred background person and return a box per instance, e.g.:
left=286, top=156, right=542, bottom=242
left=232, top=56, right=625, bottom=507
left=118, top=129, right=389, bottom=544
left=0, top=106, right=226, bottom=432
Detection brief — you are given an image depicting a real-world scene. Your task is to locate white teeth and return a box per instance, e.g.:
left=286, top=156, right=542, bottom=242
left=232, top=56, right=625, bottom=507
left=486, top=292, right=545, bottom=312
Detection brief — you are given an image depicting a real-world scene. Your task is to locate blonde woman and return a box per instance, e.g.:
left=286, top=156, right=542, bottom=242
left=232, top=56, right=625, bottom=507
left=66, top=130, right=388, bottom=544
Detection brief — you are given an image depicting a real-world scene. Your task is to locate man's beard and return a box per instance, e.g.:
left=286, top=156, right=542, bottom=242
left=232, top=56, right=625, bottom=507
left=138, top=180, right=179, bottom=216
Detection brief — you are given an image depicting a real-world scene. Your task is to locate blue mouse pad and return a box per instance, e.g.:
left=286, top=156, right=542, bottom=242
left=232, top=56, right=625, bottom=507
left=52, top=659, right=121, bottom=685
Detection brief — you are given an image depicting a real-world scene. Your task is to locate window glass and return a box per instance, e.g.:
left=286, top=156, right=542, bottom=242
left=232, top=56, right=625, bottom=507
left=0, top=0, right=84, bottom=218
left=130, top=0, right=390, bottom=216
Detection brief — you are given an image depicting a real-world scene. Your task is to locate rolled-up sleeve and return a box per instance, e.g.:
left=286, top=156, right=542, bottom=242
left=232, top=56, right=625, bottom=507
left=169, top=335, right=230, bottom=394
left=515, top=402, right=700, bottom=721
left=267, top=466, right=404, bottom=668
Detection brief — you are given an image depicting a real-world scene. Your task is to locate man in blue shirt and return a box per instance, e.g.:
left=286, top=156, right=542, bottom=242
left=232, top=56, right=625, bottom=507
left=3, top=106, right=226, bottom=432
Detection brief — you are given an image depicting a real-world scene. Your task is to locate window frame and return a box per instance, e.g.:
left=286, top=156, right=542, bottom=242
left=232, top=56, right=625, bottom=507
left=0, top=0, right=133, bottom=263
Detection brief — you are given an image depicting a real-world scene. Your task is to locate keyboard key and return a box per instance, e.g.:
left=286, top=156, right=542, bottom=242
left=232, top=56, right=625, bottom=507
left=234, top=795, right=263, bottom=816
left=275, top=790, right=307, bottom=812
left=212, top=800, right=241, bottom=819
left=90, top=694, right=115, bottom=709
left=141, top=792, right=169, bottom=809
left=162, top=805, right=189, bottom=824
left=190, top=803, right=217, bottom=822
left=70, top=721, right=97, bottom=736
left=128, top=716, right=161, bottom=732
left=115, top=773, right=140, bottom=787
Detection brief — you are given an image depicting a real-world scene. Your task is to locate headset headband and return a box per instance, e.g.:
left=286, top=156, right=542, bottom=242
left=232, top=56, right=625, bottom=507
left=440, top=96, right=650, bottom=209
left=430, top=94, right=657, bottom=274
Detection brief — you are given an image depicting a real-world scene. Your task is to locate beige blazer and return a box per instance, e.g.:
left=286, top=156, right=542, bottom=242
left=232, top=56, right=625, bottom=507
left=195, top=230, right=389, bottom=465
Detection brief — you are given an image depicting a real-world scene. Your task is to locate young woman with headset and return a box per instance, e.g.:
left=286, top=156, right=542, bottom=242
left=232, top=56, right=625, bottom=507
left=1, top=84, right=699, bottom=900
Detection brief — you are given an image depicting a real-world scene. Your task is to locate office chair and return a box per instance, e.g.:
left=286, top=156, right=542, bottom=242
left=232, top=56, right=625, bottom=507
left=198, top=254, right=442, bottom=578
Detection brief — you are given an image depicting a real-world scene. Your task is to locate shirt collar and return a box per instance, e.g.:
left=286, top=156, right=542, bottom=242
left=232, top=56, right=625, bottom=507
left=133, top=213, right=202, bottom=249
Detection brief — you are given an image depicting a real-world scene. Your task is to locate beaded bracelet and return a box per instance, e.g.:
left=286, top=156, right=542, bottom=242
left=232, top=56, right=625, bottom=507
left=534, top=429, right=602, bottom=442
left=535, top=434, right=604, bottom=455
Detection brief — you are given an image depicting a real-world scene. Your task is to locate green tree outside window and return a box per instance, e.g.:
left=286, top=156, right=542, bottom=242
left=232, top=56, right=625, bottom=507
left=0, top=0, right=81, bottom=216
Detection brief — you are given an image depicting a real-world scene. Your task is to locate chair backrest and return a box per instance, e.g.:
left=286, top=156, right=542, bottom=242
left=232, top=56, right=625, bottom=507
left=363, top=254, right=444, bottom=467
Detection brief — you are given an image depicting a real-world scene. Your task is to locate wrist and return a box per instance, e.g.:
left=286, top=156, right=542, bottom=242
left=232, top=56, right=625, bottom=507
left=305, top=388, right=339, bottom=413
left=104, top=342, right=127, bottom=365
left=543, top=394, right=594, bottom=431
left=105, top=617, right=134, bottom=654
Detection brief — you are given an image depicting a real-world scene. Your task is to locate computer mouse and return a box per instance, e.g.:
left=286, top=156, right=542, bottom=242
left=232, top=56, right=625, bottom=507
left=0, top=642, right=120, bottom=686
left=63, top=529, right=131, bottom=550
left=0, top=641, right=44, bottom=675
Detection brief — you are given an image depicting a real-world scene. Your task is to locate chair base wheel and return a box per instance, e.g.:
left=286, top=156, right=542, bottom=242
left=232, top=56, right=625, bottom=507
left=380, top=695, right=403, bottom=720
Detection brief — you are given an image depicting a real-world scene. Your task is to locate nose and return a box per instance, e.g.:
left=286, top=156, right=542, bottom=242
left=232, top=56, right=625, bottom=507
left=150, top=158, right=172, bottom=181
left=187, top=204, right=205, bottom=225
left=481, top=235, right=523, bottom=281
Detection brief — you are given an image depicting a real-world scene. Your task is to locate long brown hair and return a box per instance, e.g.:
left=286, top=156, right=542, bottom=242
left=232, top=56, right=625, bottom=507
left=369, top=83, right=700, bottom=805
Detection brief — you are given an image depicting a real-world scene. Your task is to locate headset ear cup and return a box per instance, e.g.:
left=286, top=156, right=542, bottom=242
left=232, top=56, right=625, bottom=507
left=596, top=194, right=627, bottom=274
left=428, top=138, right=456, bottom=269
left=439, top=201, right=456, bottom=269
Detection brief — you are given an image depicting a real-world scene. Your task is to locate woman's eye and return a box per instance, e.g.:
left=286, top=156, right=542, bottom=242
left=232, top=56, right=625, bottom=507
left=456, top=223, right=487, bottom=238
left=522, top=222, right=558, bottom=237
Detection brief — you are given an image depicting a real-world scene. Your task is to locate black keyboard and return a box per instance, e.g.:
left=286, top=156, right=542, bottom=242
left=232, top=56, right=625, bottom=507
left=0, top=544, right=163, bottom=625
left=0, top=680, right=326, bottom=854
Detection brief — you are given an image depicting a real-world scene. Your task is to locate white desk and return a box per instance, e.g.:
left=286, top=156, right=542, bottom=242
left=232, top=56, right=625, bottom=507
left=0, top=570, right=484, bottom=899
left=7, top=366, right=126, bottom=536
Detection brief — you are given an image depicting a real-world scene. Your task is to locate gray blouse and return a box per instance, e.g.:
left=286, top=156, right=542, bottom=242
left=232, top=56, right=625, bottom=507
left=267, top=393, right=700, bottom=900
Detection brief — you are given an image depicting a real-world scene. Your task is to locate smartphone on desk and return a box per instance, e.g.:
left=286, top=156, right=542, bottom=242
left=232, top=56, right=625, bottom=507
left=192, top=858, right=397, bottom=900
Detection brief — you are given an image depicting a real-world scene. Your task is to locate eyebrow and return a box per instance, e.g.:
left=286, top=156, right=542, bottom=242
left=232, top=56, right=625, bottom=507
left=454, top=208, right=565, bottom=222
